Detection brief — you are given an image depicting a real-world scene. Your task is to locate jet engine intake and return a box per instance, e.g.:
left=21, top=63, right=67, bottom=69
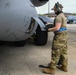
left=30, top=0, right=49, bottom=7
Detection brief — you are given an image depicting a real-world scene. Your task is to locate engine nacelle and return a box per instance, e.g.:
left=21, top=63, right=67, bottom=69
left=30, top=0, right=49, bottom=7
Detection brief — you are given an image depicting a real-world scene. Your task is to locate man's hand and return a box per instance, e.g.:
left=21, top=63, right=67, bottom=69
left=45, top=24, right=54, bottom=31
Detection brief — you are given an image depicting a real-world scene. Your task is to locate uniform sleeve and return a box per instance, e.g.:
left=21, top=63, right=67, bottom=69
left=55, top=16, right=62, bottom=24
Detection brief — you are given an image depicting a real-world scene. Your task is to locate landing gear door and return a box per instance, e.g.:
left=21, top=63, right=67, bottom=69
left=32, top=17, right=46, bottom=31
left=38, top=15, right=53, bottom=23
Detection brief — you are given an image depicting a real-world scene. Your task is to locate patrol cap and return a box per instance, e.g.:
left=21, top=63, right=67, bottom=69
left=51, top=2, right=63, bottom=10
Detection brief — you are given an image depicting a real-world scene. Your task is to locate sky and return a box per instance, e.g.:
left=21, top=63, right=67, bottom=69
left=35, top=0, right=76, bottom=14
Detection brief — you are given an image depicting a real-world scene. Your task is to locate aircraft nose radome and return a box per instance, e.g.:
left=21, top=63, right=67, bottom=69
left=0, top=0, right=38, bottom=41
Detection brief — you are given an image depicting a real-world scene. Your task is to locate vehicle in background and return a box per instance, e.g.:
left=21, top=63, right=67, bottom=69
left=73, top=19, right=76, bottom=24
left=67, top=15, right=76, bottom=24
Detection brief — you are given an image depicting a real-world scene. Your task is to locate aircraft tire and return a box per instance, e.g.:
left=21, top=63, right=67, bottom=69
left=15, top=40, right=26, bottom=47
left=34, top=25, right=48, bottom=46
left=0, top=41, right=4, bottom=46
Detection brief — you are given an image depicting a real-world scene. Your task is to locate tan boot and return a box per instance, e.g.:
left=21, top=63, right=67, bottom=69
left=42, top=68, right=55, bottom=74
left=48, top=62, right=51, bottom=67
left=57, top=65, right=68, bottom=72
left=48, top=62, right=62, bottom=67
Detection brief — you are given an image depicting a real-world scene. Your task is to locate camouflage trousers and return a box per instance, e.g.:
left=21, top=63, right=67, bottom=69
left=50, top=31, right=68, bottom=69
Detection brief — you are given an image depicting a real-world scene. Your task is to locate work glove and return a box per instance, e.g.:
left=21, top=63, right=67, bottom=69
left=45, top=24, right=54, bottom=31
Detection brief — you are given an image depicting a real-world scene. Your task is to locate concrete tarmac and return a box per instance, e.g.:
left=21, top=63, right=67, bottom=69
left=0, top=24, right=76, bottom=75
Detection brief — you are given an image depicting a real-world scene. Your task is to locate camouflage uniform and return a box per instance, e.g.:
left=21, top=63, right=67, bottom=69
left=50, top=13, right=68, bottom=69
